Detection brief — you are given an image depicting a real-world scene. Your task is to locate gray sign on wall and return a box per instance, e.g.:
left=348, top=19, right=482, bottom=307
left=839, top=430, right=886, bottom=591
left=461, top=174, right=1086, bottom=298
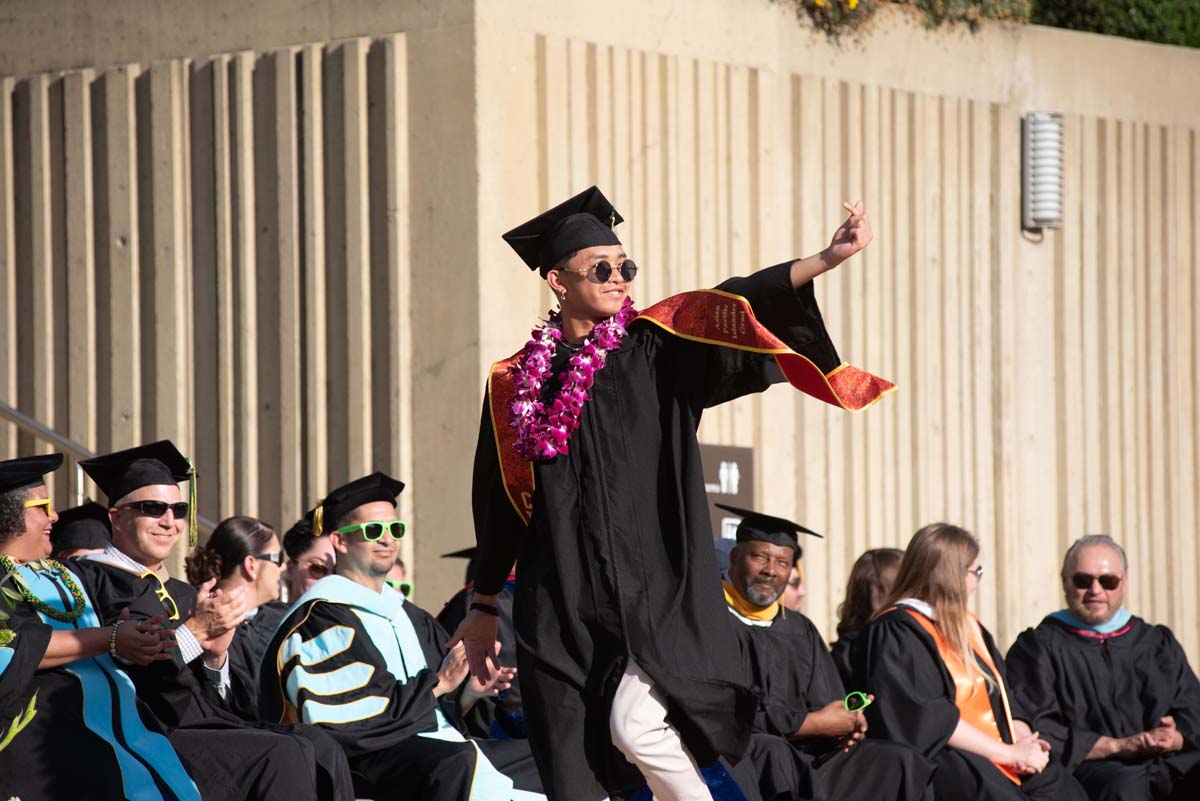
left=700, top=444, right=754, bottom=542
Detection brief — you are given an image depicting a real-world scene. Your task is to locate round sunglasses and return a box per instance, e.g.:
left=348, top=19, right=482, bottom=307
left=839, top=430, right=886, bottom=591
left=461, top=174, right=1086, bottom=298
left=568, top=259, right=638, bottom=284
left=335, top=520, right=407, bottom=542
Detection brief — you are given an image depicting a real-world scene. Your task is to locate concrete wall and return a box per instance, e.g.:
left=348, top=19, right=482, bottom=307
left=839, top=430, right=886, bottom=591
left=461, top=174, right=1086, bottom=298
left=0, top=1, right=1197, bottom=659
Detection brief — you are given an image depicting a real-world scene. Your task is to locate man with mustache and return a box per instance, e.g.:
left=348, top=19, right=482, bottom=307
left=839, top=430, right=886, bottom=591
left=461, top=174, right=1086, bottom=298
left=719, top=504, right=934, bottom=801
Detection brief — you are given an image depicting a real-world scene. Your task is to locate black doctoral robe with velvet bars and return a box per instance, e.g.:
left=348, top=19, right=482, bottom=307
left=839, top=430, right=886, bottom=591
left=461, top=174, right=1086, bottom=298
left=852, top=608, right=1086, bottom=801
left=734, top=608, right=934, bottom=801
left=472, top=263, right=855, bottom=799
left=1006, top=615, right=1200, bottom=801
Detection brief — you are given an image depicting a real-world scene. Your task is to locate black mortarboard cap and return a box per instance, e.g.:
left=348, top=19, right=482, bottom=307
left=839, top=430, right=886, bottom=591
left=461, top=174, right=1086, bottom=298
left=714, top=503, right=822, bottom=559
left=502, top=186, right=624, bottom=276
left=0, top=453, right=64, bottom=494
left=79, top=440, right=198, bottom=545
left=307, top=472, right=405, bottom=537
left=51, top=499, right=112, bottom=553
left=441, top=547, right=476, bottom=559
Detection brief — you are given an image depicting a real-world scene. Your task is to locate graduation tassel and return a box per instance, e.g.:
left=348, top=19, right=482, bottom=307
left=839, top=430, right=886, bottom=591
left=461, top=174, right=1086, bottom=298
left=313, top=502, right=324, bottom=537
left=187, top=462, right=198, bottom=547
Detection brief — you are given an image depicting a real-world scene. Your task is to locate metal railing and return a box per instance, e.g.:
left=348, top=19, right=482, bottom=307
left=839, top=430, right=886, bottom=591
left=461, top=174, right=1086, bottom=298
left=0, top=400, right=216, bottom=532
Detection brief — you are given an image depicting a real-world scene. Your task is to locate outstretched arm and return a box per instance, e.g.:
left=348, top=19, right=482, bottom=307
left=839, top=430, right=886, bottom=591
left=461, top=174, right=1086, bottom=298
left=788, top=201, right=872, bottom=287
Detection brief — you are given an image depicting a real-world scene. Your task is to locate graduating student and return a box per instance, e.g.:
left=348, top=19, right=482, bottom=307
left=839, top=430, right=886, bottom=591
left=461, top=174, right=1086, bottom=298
left=70, top=440, right=354, bottom=801
left=282, top=518, right=336, bottom=601
left=50, top=499, right=112, bottom=559
left=450, top=186, right=894, bottom=801
left=718, top=504, right=933, bottom=801
left=184, top=515, right=288, bottom=722
left=0, top=453, right=200, bottom=801
left=852, top=523, right=1085, bottom=801
left=260, top=473, right=544, bottom=801
left=1005, top=535, right=1200, bottom=801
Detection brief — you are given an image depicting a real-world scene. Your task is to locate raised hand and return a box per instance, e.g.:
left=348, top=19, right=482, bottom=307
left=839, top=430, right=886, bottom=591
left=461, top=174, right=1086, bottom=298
left=435, top=642, right=472, bottom=697
left=824, top=200, right=873, bottom=267
left=185, top=579, right=248, bottom=642
left=464, top=641, right=517, bottom=699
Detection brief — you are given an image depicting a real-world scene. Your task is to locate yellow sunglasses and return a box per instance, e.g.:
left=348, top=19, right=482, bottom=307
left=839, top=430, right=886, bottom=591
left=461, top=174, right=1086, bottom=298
left=24, top=497, right=54, bottom=516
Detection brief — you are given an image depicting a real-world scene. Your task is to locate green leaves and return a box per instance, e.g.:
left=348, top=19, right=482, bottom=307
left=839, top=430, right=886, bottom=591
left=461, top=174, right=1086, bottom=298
left=0, top=691, right=37, bottom=753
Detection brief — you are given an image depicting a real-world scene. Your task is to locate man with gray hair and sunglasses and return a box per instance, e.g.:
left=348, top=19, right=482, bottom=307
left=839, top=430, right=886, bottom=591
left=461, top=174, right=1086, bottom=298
left=1005, top=534, right=1200, bottom=801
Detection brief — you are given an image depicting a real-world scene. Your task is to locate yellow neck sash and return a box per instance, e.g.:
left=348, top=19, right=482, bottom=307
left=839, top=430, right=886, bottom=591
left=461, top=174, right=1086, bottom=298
left=723, top=580, right=781, bottom=622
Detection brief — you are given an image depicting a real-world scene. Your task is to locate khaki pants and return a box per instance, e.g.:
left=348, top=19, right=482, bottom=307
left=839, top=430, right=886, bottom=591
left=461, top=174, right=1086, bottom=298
left=606, top=659, right=710, bottom=801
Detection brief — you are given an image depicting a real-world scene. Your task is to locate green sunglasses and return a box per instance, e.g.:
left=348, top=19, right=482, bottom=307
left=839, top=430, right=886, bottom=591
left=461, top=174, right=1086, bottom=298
left=384, top=578, right=413, bottom=597
left=335, top=520, right=408, bottom=542
left=844, top=691, right=873, bottom=712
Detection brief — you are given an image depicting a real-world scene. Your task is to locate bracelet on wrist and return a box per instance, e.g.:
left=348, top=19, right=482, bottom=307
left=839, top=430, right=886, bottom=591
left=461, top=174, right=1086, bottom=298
left=469, top=602, right=499, bottom=617
left=109, top=619, right=126, bottom=658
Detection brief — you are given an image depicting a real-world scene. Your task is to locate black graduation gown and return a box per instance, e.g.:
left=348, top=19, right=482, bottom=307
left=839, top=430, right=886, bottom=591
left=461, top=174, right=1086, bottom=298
left=851, top=608, right=1086, bottom=801
left=1005, top=615, right=1200, bottom=801
left=0, top=563, right=200, bottom=800
left=227, top=600, right=289, bottom=722
left=829, top=629, right=858, bottom=691
left=68, top=558, right=354, bottom=801
left=734, top=608, right=934, bottom=801
left=437, top=579, right=526, bottom=738
left=259, top=577, right=543, bottom=801
left=473, top=263, right=844, bottom=799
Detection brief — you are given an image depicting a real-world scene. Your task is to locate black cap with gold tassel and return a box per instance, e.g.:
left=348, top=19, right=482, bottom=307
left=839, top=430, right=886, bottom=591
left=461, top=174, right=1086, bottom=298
left=305, top=472, right=405, bottom=537
left=80, top=440, right=198, bottom=545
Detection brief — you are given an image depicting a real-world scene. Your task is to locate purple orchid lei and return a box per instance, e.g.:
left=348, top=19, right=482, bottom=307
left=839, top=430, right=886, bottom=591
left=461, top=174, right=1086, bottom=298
left=510, top=296, right=638, bottom=461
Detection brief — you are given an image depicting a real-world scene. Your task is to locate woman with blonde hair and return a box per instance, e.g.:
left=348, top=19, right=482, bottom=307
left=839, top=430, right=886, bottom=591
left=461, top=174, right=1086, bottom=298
left=851, top=523, right=1085, bottom=801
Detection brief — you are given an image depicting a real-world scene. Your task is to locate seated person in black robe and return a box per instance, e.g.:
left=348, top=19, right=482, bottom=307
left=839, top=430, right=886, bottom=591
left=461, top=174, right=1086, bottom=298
left=1005, top=534, right=1200, bottom=801
left=829, top=547, right=902, bottom=687
left=50, top=499, right=112, bottom=560
left=718, top=503, right=934, bottom=801
left=259, top=473, right=545, bottom=801
left=437, top=547, right=526, bottom=739
left=69, top=440, right=354, bottom=801
left=184, top=515, right=288, bottom=722
left=0, top=453, right=199, bottom=801
left=851, top=523, right=1086, bottom=801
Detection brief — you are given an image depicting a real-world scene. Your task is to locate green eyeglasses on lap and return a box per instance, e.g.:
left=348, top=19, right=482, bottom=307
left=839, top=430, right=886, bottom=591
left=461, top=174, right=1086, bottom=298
left=335, top=520, right=408, bottom=542
left=844, top=691, right=873, bottom=712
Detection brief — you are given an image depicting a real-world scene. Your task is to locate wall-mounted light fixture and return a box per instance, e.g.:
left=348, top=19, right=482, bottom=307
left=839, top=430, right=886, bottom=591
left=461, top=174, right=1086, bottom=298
left=1022, top=112, right=1064, bottom=231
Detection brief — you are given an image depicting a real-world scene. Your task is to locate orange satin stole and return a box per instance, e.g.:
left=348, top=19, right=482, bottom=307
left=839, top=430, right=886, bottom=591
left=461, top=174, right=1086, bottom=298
left=902, top=608, right=1021, bottom=785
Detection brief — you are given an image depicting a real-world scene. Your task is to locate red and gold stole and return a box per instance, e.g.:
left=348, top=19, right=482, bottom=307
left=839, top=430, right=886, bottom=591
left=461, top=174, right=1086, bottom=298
left=488, top=289, right=896, bottom=524
left=901, top=607, right=1021, bottom=785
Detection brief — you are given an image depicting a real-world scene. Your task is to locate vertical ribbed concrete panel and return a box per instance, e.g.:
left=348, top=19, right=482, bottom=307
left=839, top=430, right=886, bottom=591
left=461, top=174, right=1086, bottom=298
left=0, top=78, right=16, bottom=458
left=93, top=66, right=142, bottom=454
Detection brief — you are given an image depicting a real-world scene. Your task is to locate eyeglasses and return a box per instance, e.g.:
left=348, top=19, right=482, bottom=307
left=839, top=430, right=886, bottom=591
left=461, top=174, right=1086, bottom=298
left=138, top=569, right=181, bottom=621
left=844, top=691, right=873, bottom=712
left=786, top=578, right=802, bottom=589
left=1071, top=572, right=1121, bottom=591
left=253, top=551, right=285, bottom=566
left=23, top=497, right=54, bottom=516
left=384, top=578, right=413, bottom=597
left=119, top=500, right=190, bottom=520
left=569, top=259, right=638, bottom=284
left=295, top=559, right=332, bottom=579
left=335, top=520, right=407, bottom=542
left=967, top=565, right=984, bottom=579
